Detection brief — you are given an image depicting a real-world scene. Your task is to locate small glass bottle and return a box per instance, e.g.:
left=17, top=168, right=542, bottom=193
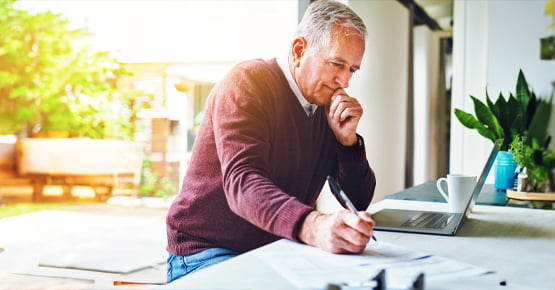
left=517, top=168, right=528, bottom=192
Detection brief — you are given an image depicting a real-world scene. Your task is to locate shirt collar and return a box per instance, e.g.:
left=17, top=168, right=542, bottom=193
left=276, top=56, right=318, bottom=116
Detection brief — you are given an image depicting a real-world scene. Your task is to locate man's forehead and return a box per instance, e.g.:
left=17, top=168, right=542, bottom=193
left=330, top=24, right=365, bottom=42
left=325, top=39, right=365, bottom=68
left=329, top=25, right=364, bottom=49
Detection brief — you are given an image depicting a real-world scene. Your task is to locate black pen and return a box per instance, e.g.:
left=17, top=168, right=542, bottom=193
left=326, top=175, right=377, bottom=242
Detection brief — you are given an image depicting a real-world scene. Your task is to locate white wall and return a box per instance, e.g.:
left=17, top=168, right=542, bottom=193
left=451, top=0, right=495, bottom=178
left=413, top=26, right=441, bottom=185
left=486, top=0, right=555, bottom=153
left=451, top=0, right=555, bottom=178
left=351, top=0, right=409, bottom=203
left=487, top=1, right=555, bottom=97
left=317, top=0, right=409, bottom=212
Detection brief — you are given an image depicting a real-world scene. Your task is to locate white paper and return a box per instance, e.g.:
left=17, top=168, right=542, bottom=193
left=257, top=240, right=492, bottom=290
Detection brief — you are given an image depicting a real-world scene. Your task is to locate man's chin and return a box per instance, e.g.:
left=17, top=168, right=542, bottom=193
left=309, top=94, right=333, bottom=106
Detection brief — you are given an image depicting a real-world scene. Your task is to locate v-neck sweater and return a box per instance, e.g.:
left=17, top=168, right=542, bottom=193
left=166, top=58, right=376, bottom=255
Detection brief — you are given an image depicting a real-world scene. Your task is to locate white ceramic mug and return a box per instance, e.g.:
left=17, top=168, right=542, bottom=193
left=436, top=174, right=477, bottom=213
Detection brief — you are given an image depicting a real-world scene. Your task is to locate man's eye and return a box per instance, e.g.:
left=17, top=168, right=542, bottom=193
left=330, top=61, right=343, bottom=68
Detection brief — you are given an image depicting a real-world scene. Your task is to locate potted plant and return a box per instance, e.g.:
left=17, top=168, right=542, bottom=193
left=454, top=70, right=550, bottom=190
left=508, top=133, right=555, bottom=209
left=510, top=136, right=555, bottom=193
left=509, top=79, right=555, bottom=193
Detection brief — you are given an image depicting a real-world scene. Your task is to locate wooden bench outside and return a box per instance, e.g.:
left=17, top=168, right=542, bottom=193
left=0, top=138, right=144, bottom=202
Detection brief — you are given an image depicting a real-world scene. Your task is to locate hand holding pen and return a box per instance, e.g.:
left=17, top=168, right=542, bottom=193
left=327, top=175, right=377, bottom=243
left=297, top=176, right=377, bottom=254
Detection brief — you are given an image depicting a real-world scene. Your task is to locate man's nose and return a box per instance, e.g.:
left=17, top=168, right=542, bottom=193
left=335, top=71, right=351, bottom=89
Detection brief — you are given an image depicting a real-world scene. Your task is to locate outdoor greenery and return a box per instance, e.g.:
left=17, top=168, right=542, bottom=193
left=139, top=155, right=177, bottom=200
left=0, top=0, right=146, bottom=139
left=0, top=202, right=76, bottom=219
left=454, top=70, right=553, bottom=151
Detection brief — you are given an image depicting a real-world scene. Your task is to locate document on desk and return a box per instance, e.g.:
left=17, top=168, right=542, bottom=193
left=257, top=239, right=491, bottom=290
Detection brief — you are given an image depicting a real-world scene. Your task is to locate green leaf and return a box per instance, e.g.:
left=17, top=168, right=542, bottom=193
left=516, top=69, right=531, bottom=108
left=454, top=108, right=498, bottom=143
left=471, top=96, right=504, bottom=140
left=492, top=93, right=509, bottom=136
left=543, top=150, right=555, bottom=168
left=486, top=89, right=496, bottom=115
left=527, top=95, right=553, bottom=145
left=507, top=94, right=524, bottom=135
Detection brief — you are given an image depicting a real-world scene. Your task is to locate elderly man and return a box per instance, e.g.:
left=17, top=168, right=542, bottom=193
left=166, top=0, right=376, bottom=282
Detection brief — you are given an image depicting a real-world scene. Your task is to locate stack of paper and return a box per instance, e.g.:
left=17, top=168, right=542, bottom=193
left=257, top=240, right=491, bottom=290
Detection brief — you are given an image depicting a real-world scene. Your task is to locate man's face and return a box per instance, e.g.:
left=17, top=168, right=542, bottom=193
left=292, top=25, right=365, bottom=106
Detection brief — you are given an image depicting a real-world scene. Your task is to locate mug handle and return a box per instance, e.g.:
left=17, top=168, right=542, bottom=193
left=436, top=177, right=449, bottom=201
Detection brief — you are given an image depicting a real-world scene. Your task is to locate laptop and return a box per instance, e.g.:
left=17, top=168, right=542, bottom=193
left=372, top=139, right=502, bottom=236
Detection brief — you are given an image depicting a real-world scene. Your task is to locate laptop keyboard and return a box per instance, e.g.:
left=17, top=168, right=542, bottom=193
left=401, top=212, right=451, bottom=229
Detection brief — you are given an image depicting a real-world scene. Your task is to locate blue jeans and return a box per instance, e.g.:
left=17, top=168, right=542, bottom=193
left=166, top=248, right=240, bottom=283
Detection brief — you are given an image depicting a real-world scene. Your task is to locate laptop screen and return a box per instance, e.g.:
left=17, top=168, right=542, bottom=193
left=463, top=139, right=503, bottom=218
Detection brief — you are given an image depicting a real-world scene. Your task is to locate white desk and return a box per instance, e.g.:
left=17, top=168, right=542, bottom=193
left=157, top=200, right=555, bottom=290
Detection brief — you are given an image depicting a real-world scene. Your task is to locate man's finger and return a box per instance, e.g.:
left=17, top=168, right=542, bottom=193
left=342, top=211, right=373, bottom=235
left=330, top=97, right=357, bottom=122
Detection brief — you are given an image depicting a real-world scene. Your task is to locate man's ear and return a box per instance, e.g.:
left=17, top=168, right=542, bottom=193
left=291, top=37, right=307, bottom=66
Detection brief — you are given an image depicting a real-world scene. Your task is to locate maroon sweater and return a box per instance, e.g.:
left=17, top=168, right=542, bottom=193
left=166, top=58, right=376, bottom=256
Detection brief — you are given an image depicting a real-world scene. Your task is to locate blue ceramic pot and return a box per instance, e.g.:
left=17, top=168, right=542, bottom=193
left=494, top=151, right=517, bottom=190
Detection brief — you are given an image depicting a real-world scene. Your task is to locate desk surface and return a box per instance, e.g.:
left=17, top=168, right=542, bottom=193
left=158, top=200, right=555, bottom=290
left=388, top=180, right=508, bottom=206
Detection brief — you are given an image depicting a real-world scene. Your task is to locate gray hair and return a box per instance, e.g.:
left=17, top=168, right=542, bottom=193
left=294, top=0, right=367, bottom=50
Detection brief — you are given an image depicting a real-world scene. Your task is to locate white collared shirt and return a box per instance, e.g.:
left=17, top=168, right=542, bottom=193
left=276, top=57, right=318, bottom=117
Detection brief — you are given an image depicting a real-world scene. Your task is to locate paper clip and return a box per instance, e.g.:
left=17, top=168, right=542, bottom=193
left=326, top=269, right=424, bottom=290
